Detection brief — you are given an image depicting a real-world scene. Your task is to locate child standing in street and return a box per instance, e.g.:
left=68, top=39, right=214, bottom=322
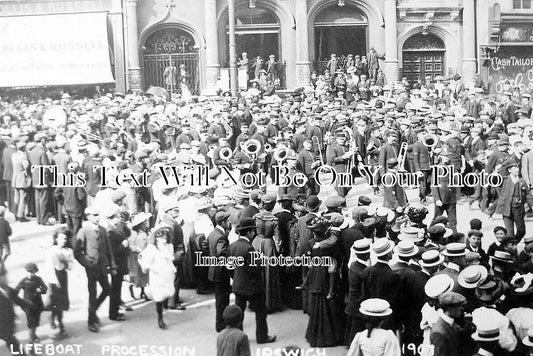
left=16, top=262, right=47, bottom=342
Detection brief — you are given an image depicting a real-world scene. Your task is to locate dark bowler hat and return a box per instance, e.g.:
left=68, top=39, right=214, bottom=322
left=358, top=196, right=371, bottom=206
left=236, top=217, right=256, bottom=232
left=503, top=158, right=518, bottom=170
left=305, top=195, right=322, bottom=212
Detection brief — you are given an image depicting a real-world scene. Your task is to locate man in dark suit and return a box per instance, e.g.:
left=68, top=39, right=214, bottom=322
left=106, top=207, right=130, bottom=321
left=344, top=239, right=370, bottom=345
left=207, top=211, right=231, bottom=332
left=240, top=190, right=260, bottom=220
left=435, top=243, right=467, bottom=292
left=378, top=132, right=398, bottom=177
left=227, top=217, right=276, bottom=344
left=430, top=292, right=467, bottom=356
left=1, top=136, right=15, bottom=213
left=431, top=152, right=459, bottom=232
left=382, top=158, right=407, bottom=209
left=361, top=238, right=399, bottom=330
left=496, top=159, right=528, bottom=241
left=28, top=134, right=51, bottom=225
left=412, top=129, right=432, bottom=204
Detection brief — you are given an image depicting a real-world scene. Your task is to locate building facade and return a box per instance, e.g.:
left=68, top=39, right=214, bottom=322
left=0, top=0, right=532, bottom=94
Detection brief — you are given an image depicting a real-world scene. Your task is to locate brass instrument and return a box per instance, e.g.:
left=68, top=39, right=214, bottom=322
left=273, top=147, right=288, bottom=163
left=219, top=147, right=233, bottom=162
left=423, top=134, right=439, bottom=149
left=312, top=136, right=324, bottom=166
left=242, top=139, right=261, bottom=161
left=397, top=142, right=408, bottom=172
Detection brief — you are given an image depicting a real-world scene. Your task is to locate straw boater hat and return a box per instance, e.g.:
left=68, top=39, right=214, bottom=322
left=419, top=250, right=444, bottom=268
left=394, top=240, right=419, bottom=258
left=132, top=212, right=152, bottom=227
left=472, top=323, right=501, bottom=342
left=442, top=243, right=467, bottom=257
left=352, top=239, right=371, bottom=255
left=458, top=265, right=488, bottom=289
left=359, top=298, right=392, bottom=317
left=425, top=274, right=455, bottom=299
left=491, top=250, right=514, bottom=264
left=372, top=238, right=395, bottom=257
left=398, top=226, right=423, bottom=243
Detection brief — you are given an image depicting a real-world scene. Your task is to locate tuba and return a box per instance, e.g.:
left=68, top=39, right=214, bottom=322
left=219, top=147, right=233, bottom=162
left=423, top=134, right=439, bottom=150
left=273, top=147, right=288, bottom=163
left=243, top=139, right=261, bottom=161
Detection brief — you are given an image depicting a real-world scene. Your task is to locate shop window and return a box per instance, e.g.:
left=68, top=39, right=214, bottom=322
left=514, top=0, right=532, bottom=9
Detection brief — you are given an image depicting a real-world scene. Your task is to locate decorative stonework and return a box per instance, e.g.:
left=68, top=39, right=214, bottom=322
left=144, top=28, right=197, bottom=55
left=128, top=67, right=142, bottom=91
left=205, top=66, right=220, bottom=94
left=296, top=63, right=311, bottom=88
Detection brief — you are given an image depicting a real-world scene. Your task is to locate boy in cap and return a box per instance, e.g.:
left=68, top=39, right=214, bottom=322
left=216, top=305, right=251, bottom=356
left=15, top=263, right=48, bottom=342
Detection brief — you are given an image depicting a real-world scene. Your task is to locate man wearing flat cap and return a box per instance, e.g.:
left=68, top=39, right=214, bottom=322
left=12, top=141, right=31, bottom=222
left=496, top=159, right=528, bottom=241
left=206, top=211, right=232, bottom=332
left=28, top=133, right=52, bottom=225
left=228, top=217, right=276, bottom=344
left=430, top=292, right=467, bottom=356
left=326, top=129, right=352, bottom=194
left=74, top=206, right=116, bottom=332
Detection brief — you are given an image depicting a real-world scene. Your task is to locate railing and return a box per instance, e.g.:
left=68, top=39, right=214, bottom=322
left=143, top=53, right=200, bottom=95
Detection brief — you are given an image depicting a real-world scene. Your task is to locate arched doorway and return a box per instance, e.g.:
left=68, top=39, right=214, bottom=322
left=142, top=27, right=200, bottom=94
left=313, top=4, right=368, bottom=73
left=402, top=33, right=445, bottom=84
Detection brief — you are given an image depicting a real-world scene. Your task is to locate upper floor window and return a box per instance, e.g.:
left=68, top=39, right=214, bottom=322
left=514, top=0, right=532, bottom=9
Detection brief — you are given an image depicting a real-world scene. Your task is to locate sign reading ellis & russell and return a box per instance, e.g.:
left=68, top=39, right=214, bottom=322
left=0, top=0, right=111, bottom=15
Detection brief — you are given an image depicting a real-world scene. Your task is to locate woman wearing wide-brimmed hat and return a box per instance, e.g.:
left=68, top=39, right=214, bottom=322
left=127, top=212, right=152, bottom=300
left=304, top=216, right=343, bottom=347
left=346, top=298, right=401, bottom=356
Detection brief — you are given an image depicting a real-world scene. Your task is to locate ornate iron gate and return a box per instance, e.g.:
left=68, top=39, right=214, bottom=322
left=142, top=28, right=200, bottom=95
left=143, top=53, right=199, bottom=94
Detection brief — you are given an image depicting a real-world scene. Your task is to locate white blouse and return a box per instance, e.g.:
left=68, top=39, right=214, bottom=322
left=347, top=328, right=401, bottom=356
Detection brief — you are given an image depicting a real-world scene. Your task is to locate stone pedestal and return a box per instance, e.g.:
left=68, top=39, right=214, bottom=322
left=128, top=68, right=142, bottom=91
left=384, top=0, right=399, bottom=83
left=295, top=0, right=311, bottom=88
left=126, top=0, right=142, bottom=91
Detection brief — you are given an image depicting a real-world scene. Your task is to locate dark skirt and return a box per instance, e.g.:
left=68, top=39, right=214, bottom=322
left=50, top=269, right=69, bottom=311
left=305, top=293, right=343, bottom=347
left=128, top=252, right=149, bottom=288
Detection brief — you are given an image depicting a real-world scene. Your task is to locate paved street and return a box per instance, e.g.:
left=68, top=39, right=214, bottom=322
left=3, top=185, right=533, bottom=356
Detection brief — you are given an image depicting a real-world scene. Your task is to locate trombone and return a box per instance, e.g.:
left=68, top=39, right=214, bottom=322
left=397, top=142, right=408, bottom=172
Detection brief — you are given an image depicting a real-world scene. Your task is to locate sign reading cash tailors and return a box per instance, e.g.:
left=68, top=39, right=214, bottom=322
left=0, top=12, right=114, bottom=87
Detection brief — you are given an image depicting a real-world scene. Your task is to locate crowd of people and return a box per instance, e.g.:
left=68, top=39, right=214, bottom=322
left=0, top=55, right=533, bottom=356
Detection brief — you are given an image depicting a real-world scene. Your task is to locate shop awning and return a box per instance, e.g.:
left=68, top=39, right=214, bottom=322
left=0, top=12, right=115, bottom=88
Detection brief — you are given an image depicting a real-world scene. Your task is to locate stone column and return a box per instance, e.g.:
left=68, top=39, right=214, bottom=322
left=383, top=0, right=400, bottom=83
left=205, top=0, right=220, bottom=95
left=126, top=0, right=142, bottom=91
left=462, top=0, right=477, bottom=88
left=110, top=0, right=126, bottom=93
left=295, top=0, right=311, bottom=88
